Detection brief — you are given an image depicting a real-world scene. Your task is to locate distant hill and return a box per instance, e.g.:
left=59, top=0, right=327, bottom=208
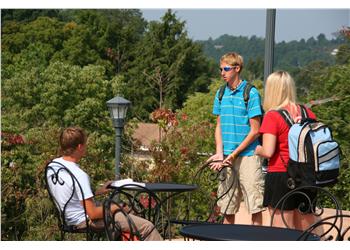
left=198, top=34, right=345, bottom=70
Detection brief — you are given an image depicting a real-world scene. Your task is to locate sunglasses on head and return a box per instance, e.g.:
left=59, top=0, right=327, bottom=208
left=219, top=65, right=238, bottom=72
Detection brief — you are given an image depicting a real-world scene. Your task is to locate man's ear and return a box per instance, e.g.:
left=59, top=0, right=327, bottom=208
left=235, top=66, right=241, bottom=73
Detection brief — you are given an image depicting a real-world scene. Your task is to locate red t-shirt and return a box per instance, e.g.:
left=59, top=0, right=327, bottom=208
left=259, top=105, right=316, bottom=172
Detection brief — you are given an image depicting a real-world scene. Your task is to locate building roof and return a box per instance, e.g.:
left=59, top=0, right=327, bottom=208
left=132, top=123, right=160, bottom=150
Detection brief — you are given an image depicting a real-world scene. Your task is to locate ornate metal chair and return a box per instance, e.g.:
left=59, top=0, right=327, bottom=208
left=270, top=185, right=346, bottom=240
left=44, top=160, right=105, bottom=240
left=300, top=214, right=350, bottom=241
left=103, top=183, right=161, bottom=241
left=170, top=160, right=239, bottom=226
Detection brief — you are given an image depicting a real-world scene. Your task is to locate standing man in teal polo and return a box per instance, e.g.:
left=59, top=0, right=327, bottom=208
left=207, top=52, right=265, bottom=225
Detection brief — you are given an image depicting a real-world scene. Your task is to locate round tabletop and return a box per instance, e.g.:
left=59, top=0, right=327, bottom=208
left=144, top=183, right=197, bottom=192
left=110, top=182, right=197, bottom=193
left=180, top=224, right=320, bottom=241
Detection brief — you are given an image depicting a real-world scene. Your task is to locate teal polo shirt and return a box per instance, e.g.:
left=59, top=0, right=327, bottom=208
left=213, top=80, right=262, bottom=156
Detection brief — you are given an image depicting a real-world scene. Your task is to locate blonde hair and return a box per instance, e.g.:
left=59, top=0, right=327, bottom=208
left=263, top=71, right=297, bottom=113
left=59, top=127, right=87, bottom=156
left=220, top=52, right=244, bottom=72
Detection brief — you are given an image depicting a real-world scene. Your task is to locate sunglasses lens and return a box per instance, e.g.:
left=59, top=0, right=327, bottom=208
left=220, top=67, right=228, bottom=72
left=219, top=66, right=238, bottom=72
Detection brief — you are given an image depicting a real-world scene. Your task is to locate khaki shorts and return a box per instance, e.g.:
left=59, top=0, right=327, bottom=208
left=217, top=155, right=265, bottom=215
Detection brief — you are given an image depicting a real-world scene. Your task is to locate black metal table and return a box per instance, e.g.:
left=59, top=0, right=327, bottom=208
left=111, top=182, right=196, bottom=194
left=109, top=182, right=197, bottom=239
left=109, top=182, right=197, bottom=204
left=180, top=224, right=320, bottom=241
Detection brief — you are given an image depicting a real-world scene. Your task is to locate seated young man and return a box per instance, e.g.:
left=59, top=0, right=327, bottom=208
left=47, top=126, right=162, bottom=241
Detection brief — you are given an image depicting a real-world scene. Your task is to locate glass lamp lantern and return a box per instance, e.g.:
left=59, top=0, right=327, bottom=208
left=106, top=96, right=131, bottom=128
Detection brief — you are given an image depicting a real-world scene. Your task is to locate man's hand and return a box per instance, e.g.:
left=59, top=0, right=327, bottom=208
left=207, top=153, right=224, bottom=171
left=222, top=151, right=238, bottom=166
left=95, top=180, right=113, bottom=196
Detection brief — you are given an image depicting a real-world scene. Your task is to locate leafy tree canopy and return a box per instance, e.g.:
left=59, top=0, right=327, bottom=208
left=124, top=10, right=215, bottom=120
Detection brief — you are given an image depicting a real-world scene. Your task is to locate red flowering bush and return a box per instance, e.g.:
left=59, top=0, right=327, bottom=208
left=1, top=132, right=25, bottom=148
left=150, top=108, right=178, bottom=132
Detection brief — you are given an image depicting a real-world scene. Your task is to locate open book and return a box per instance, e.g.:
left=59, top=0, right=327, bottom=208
left=110, top=178, right=145, bottom=188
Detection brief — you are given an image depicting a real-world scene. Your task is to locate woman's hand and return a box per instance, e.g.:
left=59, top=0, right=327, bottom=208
left=255, top=145, right=263, bottom=156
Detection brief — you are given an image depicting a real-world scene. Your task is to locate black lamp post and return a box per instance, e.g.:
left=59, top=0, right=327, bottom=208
left=106, top=96, right=131, bottom=180
left=264, top=9, right=276, bottom=85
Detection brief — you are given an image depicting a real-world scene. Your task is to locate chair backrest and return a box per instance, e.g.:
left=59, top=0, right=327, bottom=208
left=103, top=184, right=161, bottom=241
left=300, top=214, right=350, bottom=241
left=44, top=160, right=92, bottom=236
left=173, top=161, right=239, bottom=224
left=270, top=185, right=344, bottom=240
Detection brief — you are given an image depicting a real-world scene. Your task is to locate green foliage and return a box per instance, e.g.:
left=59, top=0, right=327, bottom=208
left=2, top=61, right=114, bottom=132
left=57, top=9, right=146, bottom=74
left=200, top=34, right=344, bottom=78
left=180, top=79, right=220, bottom=127
left=336, top=44, right=350, bottom=65
left=335, top=27, right=350, bottom=65
left=2, top=16, right=65, bottom=55
left=293, top=60, right=330, bottom=99
left=1, top=9, right=61, bottom=24
left=1, top=126, right=60, bottom=240
left=300, top=62, right=350, bottom=210
left=124, top=10, right=214, bottom=120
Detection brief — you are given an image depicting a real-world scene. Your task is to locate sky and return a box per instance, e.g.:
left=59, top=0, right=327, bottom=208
left=142, top=9, right=350, bottom=43
left=2, top=2, right=349, bottom=44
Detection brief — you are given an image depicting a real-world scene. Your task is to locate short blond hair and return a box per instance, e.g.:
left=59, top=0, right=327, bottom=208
left=263, top=71, right=297, bottom=112
left=220, top=52, right=244, bottom=72
left=59, top=127, right=87, bottom=156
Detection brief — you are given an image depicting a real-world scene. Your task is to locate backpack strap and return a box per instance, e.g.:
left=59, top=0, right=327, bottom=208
left=243, top=83, right=254, bottom=107
left=218, top=83, right=226, bottom=104
left=276, top=110, right=294, bottom=169
left=299, top=104, right=309, bottom=120
left=277, top=104, right=310, bottom=128
left=218, top=82, right=254, bottom=108
left=277, top=109, right=294, bottom=128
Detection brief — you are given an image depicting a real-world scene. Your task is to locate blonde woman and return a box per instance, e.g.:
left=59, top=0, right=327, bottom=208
left=255, top=71, right=316, bottom=230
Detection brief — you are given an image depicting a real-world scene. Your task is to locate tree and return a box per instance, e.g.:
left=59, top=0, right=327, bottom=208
left=244, top=56, right=264, bottom=81
left=124, top=10, right=214, bottom=120
left=300, top=55, right=350, bottom=210
left=200, top=33, right=343, bottom=72
left=53, top=10, right=146, bottom=74
left=335, top=27, right=350, bottom=65
left=1, top=9, right=60, bottom=24
left=293, top=60, right=329, bottom=99
left=1, top=10, right=147, bottom=79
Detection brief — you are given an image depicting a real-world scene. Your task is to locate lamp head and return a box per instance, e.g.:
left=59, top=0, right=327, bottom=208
left=106, top=96, right=131, bottom=128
